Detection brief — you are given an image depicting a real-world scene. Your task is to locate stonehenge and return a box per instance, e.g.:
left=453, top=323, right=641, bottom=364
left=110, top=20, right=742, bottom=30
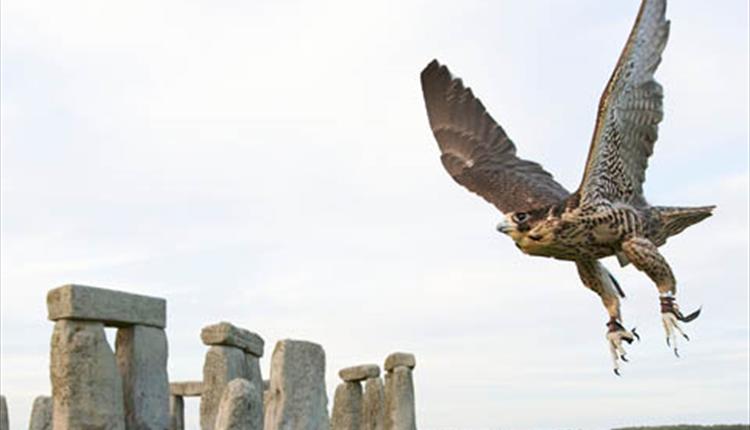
left=5, top=284, right=421, bottom=429
left=169, top=381, right=203, bottom=430
left=201, top=322, right=265, bottom=430
left=383, top=352, right=417, bottom=430
left=264, top=340, right=329, bottom=430
left=47, top=284, right=169, bottom=430
left=331, top=354, right=418, bottom=430
left=332, top=364, right=380, bottom=430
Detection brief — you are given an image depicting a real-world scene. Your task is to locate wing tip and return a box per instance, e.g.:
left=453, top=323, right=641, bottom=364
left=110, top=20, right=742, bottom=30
left=421, top=59, right=442, bottom=79
left=421, top=59, right=454, bottom=87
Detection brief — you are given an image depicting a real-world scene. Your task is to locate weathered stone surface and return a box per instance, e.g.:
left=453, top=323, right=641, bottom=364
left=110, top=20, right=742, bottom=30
left=169, top=396, right=184, bottom=430
left=116, top=325, right=170, bottom=430
left=383, top=353, right=415, bottom=372
left=29, top=396, right=52, bottom=430
left=170, top=381, right=204, bottom=397
left=383, top=367, right=415, bottom=430
left=245, top=354, right=265, bottom=429
left=262, top=379, right=271, bottom=415
left=331, top=382, right=362, bottom=430
left=339, top=364, right=380, bottom=382
left=201, top=346, right=250, bottom=430
left=201, top=322, right=264, bottom=357
left=263, top=340, right=329, bottom=430
left=363, top=378, right=385, bottom=430
left=263, top=391, right=271, bottom=415
left=50, top=319, right=126, bottom=429
left=47, top=284, right=166, bottom=328
left=0, top=395, right=8, bottom=430
left=214, top=379, right=262, bottom=430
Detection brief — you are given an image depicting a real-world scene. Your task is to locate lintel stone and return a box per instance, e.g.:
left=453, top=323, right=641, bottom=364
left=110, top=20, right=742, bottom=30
left=47, top=284, right=166, bottom=328
left=201, top=322, right=264, bottom=357
left=339, top=364, right=380, bottom=382
left=384, top=353, right=415, bottom=372
left=170, top=381, right=204, bottom=397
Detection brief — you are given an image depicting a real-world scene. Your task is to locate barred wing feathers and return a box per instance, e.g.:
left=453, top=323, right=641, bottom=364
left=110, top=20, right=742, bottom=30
left=421, top=60, right=568, bottom=214
left=578, top=0, right=669, bottom=207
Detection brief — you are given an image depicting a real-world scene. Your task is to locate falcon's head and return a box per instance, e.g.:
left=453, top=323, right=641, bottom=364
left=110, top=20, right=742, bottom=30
left=496, top=208, right=559, bottom=256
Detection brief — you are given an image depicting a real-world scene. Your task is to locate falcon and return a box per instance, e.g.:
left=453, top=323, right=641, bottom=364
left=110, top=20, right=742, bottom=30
left=420, top=0, right=714, bottom=374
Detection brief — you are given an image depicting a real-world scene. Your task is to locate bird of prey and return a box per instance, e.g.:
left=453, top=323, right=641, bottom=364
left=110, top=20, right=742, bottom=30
left=420, top=0, right=714, bottom=374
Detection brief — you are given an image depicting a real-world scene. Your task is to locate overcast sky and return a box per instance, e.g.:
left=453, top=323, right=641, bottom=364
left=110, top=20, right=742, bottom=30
left=1, top=1, right=748, bottom=429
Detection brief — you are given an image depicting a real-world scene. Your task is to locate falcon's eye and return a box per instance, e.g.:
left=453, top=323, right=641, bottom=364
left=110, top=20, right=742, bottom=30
left=512, top=212, right=528, bottom=223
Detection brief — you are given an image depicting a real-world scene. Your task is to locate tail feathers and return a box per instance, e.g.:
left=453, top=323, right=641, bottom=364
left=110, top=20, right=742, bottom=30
left=655, top=205, right=715, bottom=243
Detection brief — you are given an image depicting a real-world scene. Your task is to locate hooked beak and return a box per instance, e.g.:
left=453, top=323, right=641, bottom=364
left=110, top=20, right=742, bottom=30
left=496, top=219, right=513, bottom=234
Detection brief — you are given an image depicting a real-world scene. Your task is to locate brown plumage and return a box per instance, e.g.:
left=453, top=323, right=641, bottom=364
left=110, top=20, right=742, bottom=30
left=420, top=0, right=714, bottom=374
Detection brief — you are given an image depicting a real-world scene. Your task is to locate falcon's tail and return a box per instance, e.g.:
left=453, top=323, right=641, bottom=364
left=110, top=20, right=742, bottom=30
left=654, top=205, right=716, bottom=244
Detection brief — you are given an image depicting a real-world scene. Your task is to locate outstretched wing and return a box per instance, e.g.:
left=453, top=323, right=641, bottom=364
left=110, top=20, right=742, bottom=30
left=421, top=60, right=568, bottom=214
left=577, top=0, right=669, bottom=207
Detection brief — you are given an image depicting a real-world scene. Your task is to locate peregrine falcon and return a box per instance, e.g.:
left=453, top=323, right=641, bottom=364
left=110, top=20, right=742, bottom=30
left=420, top=0, right=714, bottom=374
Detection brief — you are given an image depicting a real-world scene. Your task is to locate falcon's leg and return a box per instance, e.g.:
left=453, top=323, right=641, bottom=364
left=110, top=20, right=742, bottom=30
left=576, top=260, right=638, bottom=375
left=620, top=237, right=701, bottom=356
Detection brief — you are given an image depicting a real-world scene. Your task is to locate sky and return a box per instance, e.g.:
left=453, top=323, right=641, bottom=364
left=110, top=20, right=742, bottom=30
left=1, top=1, right=748, bottom=429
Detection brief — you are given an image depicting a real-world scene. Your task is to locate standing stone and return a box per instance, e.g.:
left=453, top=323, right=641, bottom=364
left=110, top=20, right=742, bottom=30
left=262, top=381, right=271, bottom=413
left=50, top=319, right=126, bottom=430
left=331, top=382, right=362, bottom=430
left=0, top=395, right=8, bottom=430
left=263, top=340, right=329, bottom=430
left=362, top=378, right=385, bottom=430
left=245, top=354, right=265, bottom=429
left=116, top=325, right=170, bottom=430
left=383, top=368, right=415, bottom=430
left=29, top=396, right=52, bottom=430
left=169, top=396, right=184, bottom=430
left=214, top=379, right=261, bottom=430
left=201, top=346, right=250, bottom=430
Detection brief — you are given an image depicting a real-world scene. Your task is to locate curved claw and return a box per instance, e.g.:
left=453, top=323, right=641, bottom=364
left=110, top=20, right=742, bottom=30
left=632, top=327, right=640, bottom=341
left=607, top=323, right=638, bottom=376
left=661, top=296, right=699, bottom=357
left=662, top=311, right=691, bottom=357
left=676, top=306, right=702, bottom=323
